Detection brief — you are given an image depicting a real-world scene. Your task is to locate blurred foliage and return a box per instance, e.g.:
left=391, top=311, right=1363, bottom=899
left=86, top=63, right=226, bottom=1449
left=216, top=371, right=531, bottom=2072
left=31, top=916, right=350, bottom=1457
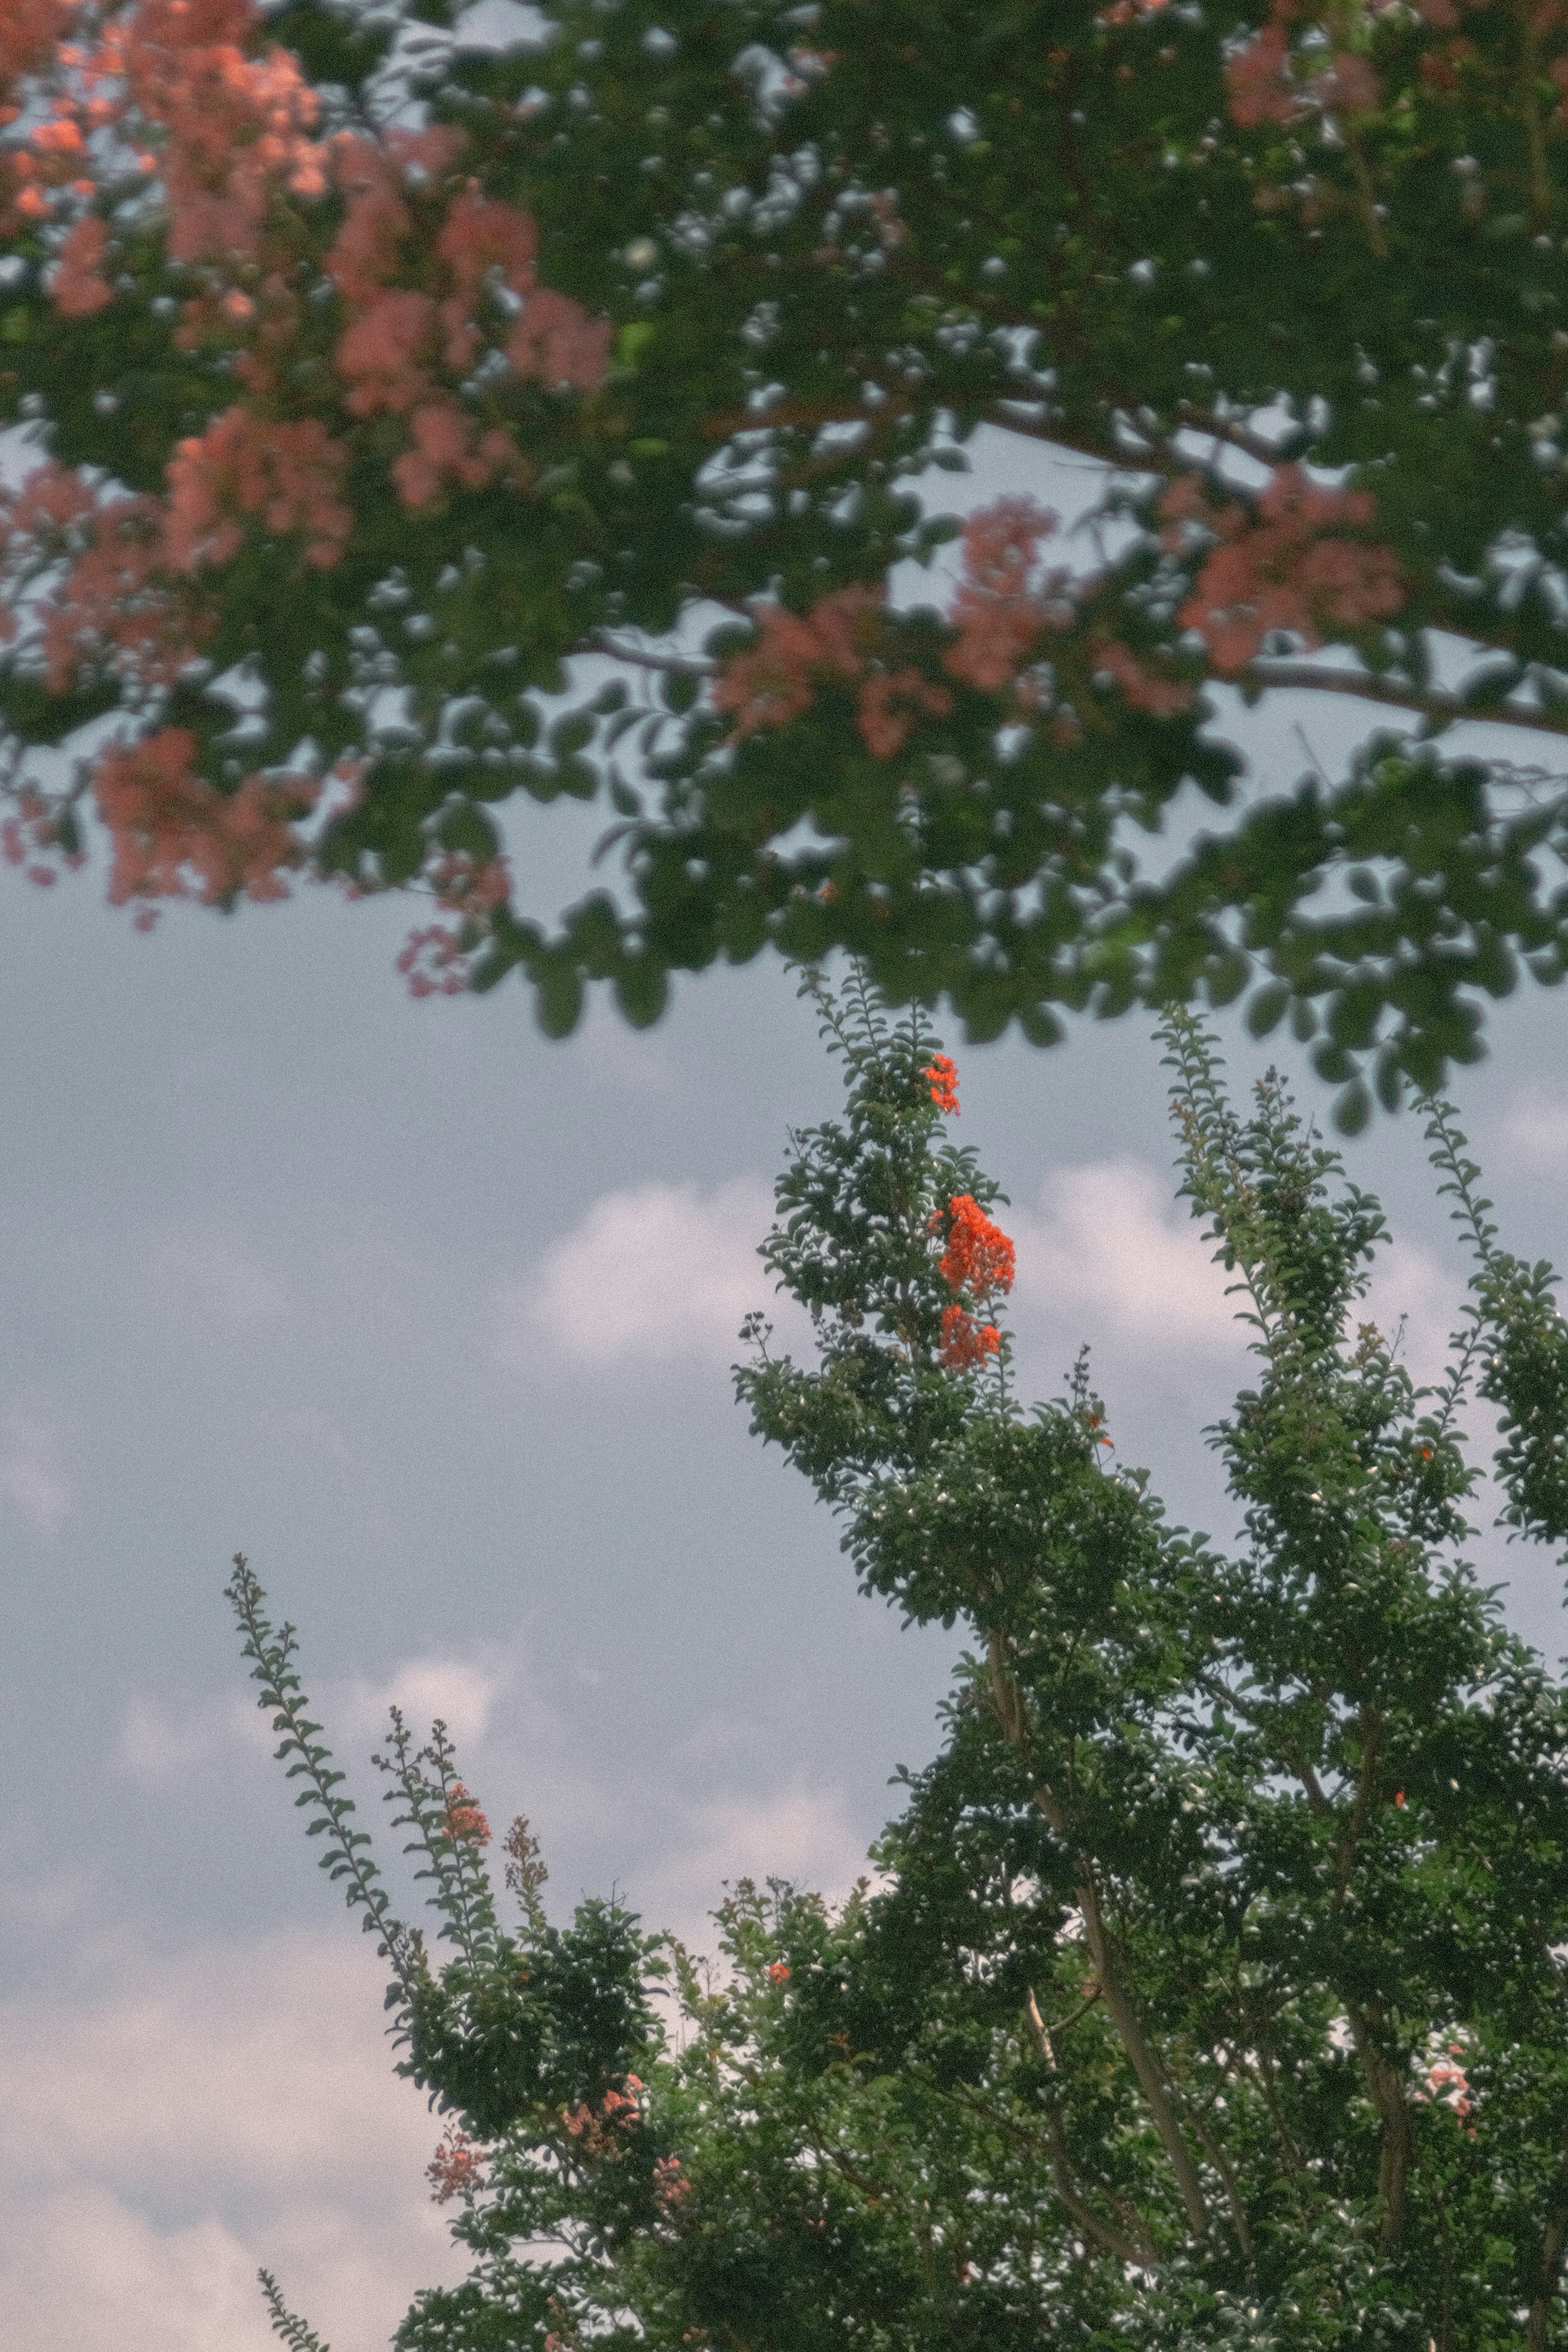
left=9, top=2, right=1568, bottom=1109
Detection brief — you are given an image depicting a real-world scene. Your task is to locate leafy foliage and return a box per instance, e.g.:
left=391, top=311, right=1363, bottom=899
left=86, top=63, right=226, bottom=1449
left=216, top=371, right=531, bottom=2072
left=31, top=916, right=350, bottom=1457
left=236, top=977, right=1568, bottom=2350
left=10, top=4, right=1568, bottom=1110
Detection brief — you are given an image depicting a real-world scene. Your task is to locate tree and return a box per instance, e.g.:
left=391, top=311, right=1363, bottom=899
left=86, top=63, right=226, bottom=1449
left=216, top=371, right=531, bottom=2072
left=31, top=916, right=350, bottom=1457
left=6, top=2, right=1568, bottom=1117
left=231, top=976, right=1568, bottom=2349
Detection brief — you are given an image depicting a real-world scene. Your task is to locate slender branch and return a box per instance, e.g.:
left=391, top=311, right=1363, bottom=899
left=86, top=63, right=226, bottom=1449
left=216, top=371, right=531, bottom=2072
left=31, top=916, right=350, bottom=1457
left=1332, top=1708, right=1385, bottom=1911
left=1015, top=1998, right=1159, bottom=2265
left=1187, top=2101, right=1254, bottom=2256
left=587, top=629, right=718, bottom=677
left=1241, top=657, right=1568, bottom=742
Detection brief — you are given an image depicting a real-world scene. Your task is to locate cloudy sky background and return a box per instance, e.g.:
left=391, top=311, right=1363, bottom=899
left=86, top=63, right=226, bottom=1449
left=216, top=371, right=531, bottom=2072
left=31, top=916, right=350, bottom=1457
left=3, top=378, right=1568, bottom=2345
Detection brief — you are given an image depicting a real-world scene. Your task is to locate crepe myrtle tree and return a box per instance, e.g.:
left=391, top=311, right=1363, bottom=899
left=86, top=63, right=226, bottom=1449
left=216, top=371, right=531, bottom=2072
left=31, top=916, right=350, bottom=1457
left=14, top=4, right=1568, bottom=1118
left=231, top=976, right=1568, bottom=2351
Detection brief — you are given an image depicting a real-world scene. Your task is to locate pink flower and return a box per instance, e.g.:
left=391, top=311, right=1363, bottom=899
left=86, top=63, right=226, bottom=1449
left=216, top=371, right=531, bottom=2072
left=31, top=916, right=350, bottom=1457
left=943, top=497, right=1057, bottom=691
left=165, top=408, right=350, bottom=572
left=857, top=667, right=952, bottom=758
left=51, top=215, right=114, bottom=317
left=504, top=287, right=613, bottom=391
left=1172, top=465, right=1404, bottom=675
left=1095, top=638, right=1194, bottom=718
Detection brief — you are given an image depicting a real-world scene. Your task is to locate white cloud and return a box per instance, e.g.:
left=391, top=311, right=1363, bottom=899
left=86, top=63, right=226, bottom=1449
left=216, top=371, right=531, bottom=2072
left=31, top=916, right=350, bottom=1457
left=642, top=1786, right=874, bottom=1955
left=0, top=1933, right=463, bottom=2352
left=1009, top=1157, right=1238, bottom=1353
left=1002, top=1160, right=1468, bottom=1400
left=0, top=1413, right=71, bottom=1535
left=334, top=1651, right=505, bottom=1749
left=501, top=1176, right=789, bottom=1368
left=156, top=1233, right=287, bottom=1324
left=0, top=2191, right=277, bottom=2352
left=118, top=1648, right=505, bottom=1786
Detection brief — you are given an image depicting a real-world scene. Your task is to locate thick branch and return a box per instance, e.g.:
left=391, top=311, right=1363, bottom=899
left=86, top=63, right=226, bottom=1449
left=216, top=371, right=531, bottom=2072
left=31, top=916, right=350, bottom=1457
left=1528, top=2149, right=1568, bottom=2352
left=983, top=1632, right=1209, bottom=2234
left=1344, top=2002, right=1417, bottom=2250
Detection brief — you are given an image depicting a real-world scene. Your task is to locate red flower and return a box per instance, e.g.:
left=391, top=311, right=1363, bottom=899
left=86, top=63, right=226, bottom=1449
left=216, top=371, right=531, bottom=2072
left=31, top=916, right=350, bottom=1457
left=766, top=1960, right=791, bottom=1984
left=939, top=1304, right=1001, bottom=1368
left=939, top=1196, right=1015, bottom=1300
left=924, top=1054, right=959, bottom=1115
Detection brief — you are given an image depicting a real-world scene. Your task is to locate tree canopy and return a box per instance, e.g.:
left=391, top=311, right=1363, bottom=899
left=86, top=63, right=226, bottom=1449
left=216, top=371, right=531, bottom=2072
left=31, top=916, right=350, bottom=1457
left=8, top=0, right=1568, bottom=1117
left=231, top=982, right=1568, bottom=2350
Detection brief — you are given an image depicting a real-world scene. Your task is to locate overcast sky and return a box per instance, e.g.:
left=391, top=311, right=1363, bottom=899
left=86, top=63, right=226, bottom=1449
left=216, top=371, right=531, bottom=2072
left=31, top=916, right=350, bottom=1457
left=4, top=399, right=1568, bottom=2346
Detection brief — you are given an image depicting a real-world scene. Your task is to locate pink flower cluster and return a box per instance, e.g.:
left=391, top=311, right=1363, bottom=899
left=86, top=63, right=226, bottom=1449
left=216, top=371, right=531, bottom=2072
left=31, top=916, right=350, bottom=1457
left=25, top=4, right=613, bottom=528
left=943, top=497, right=1058, bottom=691
left=1, top=785, right=84, bottom=887
left=1415, top=2043, right=1476, bottom=2134
left=1226, top=4, right=1380, bottom=131
left=1094, top=636, right=1196, bottom=719
left=397, top=922, right=472, bottom=999
left=713, top=583, right=955, bottom=757
left=0, top=0, right=73, bottom=109
left=125, top=0, right=324, bottom=261
left=94, top=725, right=318, bottom=908
left=1165, top=464, right=1405, bottom=674
left=0, top=2, right=623, bottom=934
left=327, top=133, right=609, bottom=508
left=713, top=496, right=1143, bottom=757
left=165, top=405, right=350, bottom=571
left=653, top=2153, right=693, bottom=2212
left=426, top=850, right=512, bottom=920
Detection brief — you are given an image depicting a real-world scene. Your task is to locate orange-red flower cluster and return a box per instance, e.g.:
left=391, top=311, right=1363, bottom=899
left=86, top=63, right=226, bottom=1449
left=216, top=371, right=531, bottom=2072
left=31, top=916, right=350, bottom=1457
left=939, top=1303, right=1001, bottom=1368
left=562, top=2074, right=644, bottom=2156
left=443, top=1781, right=491, bottom=1844
left=653, top=2153, right=692, bottom=2211
left=934, top=1193, right=1012, bottom=1370
left=1164, top=465, right=1405, bottom=676
left=924, top=1053, right=959, bottom=1115
left=428, top=2129, right=485, bottom=2204
left=939, top=1194, right=1015, bottom=1300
